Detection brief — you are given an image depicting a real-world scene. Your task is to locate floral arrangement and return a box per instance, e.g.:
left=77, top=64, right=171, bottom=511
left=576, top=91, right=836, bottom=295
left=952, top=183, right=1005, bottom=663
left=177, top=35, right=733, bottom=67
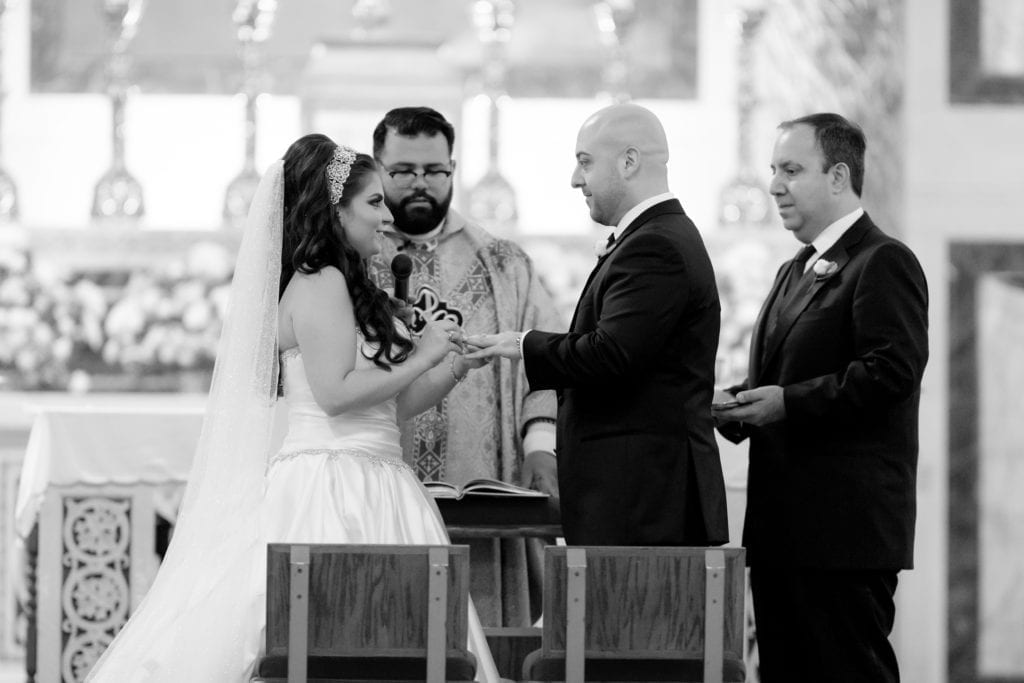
left=0, top=240, right=233, bottom=392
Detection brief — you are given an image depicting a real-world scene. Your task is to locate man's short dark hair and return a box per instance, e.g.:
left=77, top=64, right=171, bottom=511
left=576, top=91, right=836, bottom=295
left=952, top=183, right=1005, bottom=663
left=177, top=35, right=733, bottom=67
left=373, top=107, right=456, bottom=158
left=780, top=113, right=867, bottom=197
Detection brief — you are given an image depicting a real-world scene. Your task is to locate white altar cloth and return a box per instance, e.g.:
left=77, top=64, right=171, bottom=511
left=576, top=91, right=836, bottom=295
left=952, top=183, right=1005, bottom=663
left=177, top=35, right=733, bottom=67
left=14, top=402, right=205, bottom=538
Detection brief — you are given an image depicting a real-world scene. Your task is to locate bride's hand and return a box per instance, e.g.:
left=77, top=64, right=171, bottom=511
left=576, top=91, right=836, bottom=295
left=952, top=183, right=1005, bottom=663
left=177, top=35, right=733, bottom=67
left=418, top=321, right=465, bottom=366
left=452, top=353, right=489, bottom=377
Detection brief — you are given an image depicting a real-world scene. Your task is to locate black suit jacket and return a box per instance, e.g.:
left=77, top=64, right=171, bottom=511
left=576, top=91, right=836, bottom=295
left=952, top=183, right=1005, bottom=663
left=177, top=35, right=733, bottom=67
left=523, top=199, right=729, bottom=546
left=723, top=213, right=928, bottom=569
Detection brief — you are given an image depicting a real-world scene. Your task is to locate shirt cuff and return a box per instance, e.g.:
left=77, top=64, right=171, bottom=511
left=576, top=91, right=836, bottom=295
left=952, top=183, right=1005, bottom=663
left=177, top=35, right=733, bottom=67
left=522, top=419, right=556, bottom=456
left=519, top=329, right=531, bottom=360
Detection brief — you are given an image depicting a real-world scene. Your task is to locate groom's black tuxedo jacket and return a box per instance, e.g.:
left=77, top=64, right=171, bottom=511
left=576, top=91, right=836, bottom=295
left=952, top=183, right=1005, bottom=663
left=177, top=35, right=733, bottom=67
left=522, top=199, right=729, bottom=546
left=723, top=213, right=929, bottom=570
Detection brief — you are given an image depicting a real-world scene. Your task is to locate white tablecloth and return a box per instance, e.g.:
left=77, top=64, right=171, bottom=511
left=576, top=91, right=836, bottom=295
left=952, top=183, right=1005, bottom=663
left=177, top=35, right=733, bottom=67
left=14, top=403, right=205, bottom=537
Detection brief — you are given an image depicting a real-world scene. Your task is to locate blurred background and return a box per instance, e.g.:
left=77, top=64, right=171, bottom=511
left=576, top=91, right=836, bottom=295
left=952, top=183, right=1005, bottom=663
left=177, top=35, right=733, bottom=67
left=0, top=0, right=1022, bottom=681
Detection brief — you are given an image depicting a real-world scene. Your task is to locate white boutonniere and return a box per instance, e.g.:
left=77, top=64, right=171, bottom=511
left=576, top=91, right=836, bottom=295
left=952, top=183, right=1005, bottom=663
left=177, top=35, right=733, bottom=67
left=594, top=232, right=617, bottom=258
left=811, top=259, right=839, bottom=280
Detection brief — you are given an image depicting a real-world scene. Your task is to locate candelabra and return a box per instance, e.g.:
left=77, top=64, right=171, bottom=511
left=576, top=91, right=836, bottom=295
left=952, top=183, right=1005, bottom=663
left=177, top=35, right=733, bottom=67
left=465, top=0, right=518, bottom=237
left=223, top=0, right=277, bottom=229
left=594, top=0, right=636, bottom=103
left=0, top=0, right=19, bottom=223
left=718, top=5, right=771, bottom=228
left=91, top=0, right=146, bottom=223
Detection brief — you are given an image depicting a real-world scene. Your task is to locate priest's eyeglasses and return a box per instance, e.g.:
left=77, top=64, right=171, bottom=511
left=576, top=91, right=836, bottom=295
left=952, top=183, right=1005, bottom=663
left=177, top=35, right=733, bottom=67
left=385, top=167, right=453, bottom=188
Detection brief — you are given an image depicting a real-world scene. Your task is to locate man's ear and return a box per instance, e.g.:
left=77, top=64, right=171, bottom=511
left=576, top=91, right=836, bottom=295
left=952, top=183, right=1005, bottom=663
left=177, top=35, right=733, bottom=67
left=621, top=147, right=640, bottom=178
left=830, top=162, right=850, bottom=194
left=449, top=158, right=457, bottom=174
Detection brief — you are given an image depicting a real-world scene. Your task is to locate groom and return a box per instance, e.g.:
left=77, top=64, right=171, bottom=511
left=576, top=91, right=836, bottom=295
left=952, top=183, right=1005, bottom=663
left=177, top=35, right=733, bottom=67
left=467, top=103, right=729, bottom=547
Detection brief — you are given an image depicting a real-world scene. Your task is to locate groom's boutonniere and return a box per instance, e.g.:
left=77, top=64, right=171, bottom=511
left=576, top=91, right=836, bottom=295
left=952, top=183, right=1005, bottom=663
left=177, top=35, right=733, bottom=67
left=812, top=259, right=839, bottom=281
left=594, top=232, right=617, bottom=258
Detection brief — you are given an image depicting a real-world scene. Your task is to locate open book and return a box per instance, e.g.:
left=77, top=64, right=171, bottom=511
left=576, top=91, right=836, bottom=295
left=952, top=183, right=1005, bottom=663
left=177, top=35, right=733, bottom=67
left=424, top=478, right=548, bottom=500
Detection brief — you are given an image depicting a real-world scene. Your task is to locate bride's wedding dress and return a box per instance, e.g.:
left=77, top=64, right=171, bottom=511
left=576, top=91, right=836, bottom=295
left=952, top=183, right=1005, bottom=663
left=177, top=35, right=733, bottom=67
left=85, top=158, right=498, bottom=682
left=261, top=344, right=500, bottom=680
left=86, top=342, right=499, bottom=682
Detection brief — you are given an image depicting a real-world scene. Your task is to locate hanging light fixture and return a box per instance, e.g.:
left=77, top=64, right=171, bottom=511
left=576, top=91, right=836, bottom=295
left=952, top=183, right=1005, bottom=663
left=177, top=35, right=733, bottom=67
left=593, top=0, right=636, bottom=103
left=223, top=0, right=278, bottom=229
left=465, top=0, right=519, bottom=237
left=0, top=0, right=19, bottom=224
left=91, top=0, right=147, bottom=224
left=718, top=3, right=772, bottom=228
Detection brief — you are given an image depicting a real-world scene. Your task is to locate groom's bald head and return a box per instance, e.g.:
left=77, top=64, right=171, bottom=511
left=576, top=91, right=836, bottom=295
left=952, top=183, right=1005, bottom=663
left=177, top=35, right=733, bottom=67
left=571, top=103, right=671, bottom=226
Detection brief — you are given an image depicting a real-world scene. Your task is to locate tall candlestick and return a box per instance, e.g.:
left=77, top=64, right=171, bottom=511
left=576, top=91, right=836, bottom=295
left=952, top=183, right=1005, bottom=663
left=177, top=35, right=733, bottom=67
left=91, top=0, right=146, bottom=223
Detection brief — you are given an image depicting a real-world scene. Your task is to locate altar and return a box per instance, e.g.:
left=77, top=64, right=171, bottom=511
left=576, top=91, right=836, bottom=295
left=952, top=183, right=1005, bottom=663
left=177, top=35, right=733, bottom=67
left=13, top=398, right=204, bottom=683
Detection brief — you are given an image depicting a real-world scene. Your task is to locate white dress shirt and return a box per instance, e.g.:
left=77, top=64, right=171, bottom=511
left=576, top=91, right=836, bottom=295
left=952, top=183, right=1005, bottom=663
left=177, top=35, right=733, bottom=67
left=803, top=207, right=864, bottom=272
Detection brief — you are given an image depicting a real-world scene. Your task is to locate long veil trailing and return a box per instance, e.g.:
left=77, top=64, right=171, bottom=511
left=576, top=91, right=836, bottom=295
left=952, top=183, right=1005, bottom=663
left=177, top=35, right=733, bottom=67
left=86, top=161, right=284, bottom=682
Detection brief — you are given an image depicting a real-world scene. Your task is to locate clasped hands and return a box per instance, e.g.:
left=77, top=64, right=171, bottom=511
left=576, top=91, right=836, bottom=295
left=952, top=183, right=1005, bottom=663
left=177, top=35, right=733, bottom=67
left=711, top=385, right=786, bottom=427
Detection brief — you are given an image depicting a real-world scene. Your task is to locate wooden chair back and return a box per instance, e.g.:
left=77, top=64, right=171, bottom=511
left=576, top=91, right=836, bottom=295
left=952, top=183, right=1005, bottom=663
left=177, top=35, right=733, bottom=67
left=536, top=546, right=746, bottom=682
left=264, top=543, right=471, bottom=683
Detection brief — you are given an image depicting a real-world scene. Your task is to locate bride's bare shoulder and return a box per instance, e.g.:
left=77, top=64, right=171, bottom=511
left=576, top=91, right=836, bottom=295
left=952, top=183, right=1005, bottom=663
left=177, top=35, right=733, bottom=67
left=287, top=266, right=349, bottom=295
left=281, top=267, right=352, bottom=317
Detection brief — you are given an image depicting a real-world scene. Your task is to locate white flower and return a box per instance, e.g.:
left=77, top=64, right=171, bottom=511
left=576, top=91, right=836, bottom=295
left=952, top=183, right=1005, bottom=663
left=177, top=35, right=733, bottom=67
left=15, top=348, right=40, bottom=372
left=210, top=284, right=231, bottom=320
left=73, top=280, right=108, bottom=316
left=32, top=324, right=55, bottom=347
left=594, top=233, right=617, bottom=258
left=812, top=259, right=839, bottom=280
left=102, top=339, right=122, bottom=365
left=0, top=247, right=28, bottom=274
left=182, top=301, right=212, bottom=331
left=0, top=277, right=30, bottom=306
left=67, top=370, right=92, bottom=394
left=173, top=280, right=206, bottom=305
left=105, top=299, right=146, bottom=338
left=52, top=337, right=74, bottom=362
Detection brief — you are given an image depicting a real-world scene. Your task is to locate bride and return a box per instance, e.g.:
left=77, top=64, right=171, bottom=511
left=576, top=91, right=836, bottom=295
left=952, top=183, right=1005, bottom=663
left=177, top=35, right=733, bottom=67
left=85, top=134, right=499, bottom=682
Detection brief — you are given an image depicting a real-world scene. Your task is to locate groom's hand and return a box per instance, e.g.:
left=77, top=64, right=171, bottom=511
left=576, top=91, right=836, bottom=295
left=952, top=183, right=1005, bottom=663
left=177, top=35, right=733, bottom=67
left=463, top=331, right=523, bottom=360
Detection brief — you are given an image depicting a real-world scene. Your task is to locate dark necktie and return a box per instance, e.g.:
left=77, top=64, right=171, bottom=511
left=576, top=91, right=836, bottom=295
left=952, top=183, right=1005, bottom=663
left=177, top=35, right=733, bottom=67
left=782, top=244, right=817, bottom=298
left=765, top=244, right=816, bottom=337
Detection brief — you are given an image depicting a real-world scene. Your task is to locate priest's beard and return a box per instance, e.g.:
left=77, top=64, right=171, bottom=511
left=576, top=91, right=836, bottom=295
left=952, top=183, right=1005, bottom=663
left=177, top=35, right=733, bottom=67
left=388, top=187, right=453, bottom=236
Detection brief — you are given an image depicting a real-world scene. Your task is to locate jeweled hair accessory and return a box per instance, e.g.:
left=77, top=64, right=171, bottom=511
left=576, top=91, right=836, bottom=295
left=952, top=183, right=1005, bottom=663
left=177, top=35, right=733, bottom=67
left=326, top=145, right=357, bottom=205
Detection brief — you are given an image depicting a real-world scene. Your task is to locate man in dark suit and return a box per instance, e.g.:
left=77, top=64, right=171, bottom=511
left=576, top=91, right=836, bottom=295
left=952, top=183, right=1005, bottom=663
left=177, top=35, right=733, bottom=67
left=714, top=113, right=928, bottom=682
left=466, top=103, right=729, bottom=547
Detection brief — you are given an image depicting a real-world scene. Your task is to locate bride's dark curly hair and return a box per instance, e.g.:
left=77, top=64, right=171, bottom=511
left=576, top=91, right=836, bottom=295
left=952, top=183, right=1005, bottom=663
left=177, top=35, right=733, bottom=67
left=279, top=133, right=412, bottom=368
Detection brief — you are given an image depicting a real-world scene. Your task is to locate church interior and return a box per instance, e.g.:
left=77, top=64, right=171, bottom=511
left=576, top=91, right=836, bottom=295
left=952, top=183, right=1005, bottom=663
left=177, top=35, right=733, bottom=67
left=0, top=0, right=1022, bottom=681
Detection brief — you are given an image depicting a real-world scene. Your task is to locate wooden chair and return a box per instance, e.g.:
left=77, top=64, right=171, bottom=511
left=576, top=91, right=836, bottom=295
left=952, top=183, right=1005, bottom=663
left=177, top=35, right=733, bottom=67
left=522, top=546, right=747, bottom=683
left=252, top=543, right=477, bottom=683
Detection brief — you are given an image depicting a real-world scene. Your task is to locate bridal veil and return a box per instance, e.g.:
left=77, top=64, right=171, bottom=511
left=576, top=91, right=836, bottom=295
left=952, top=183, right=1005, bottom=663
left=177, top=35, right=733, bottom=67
left=86, top=161, right=284, bottom=681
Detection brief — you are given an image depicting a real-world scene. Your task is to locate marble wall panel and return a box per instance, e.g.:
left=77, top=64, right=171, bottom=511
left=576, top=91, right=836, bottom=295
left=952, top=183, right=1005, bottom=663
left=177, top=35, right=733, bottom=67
left=948, top=243, right=1024, bottom=683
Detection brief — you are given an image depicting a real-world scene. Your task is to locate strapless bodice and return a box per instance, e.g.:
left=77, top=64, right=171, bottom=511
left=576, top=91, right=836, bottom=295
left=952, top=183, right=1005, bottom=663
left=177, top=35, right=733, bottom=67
left=276, top=346, right=402, bottom=462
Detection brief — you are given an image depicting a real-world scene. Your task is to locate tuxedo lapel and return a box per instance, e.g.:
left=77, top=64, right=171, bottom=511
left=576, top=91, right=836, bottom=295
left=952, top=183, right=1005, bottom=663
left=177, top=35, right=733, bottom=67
left=759, top=216, right=872, bottom=376
left=568, top=199, right=684, bottom=331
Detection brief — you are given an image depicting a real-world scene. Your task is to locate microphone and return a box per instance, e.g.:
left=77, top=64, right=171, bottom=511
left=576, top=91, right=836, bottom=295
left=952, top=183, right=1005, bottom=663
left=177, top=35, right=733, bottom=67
left=390, top=253, right=413, bottom=303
